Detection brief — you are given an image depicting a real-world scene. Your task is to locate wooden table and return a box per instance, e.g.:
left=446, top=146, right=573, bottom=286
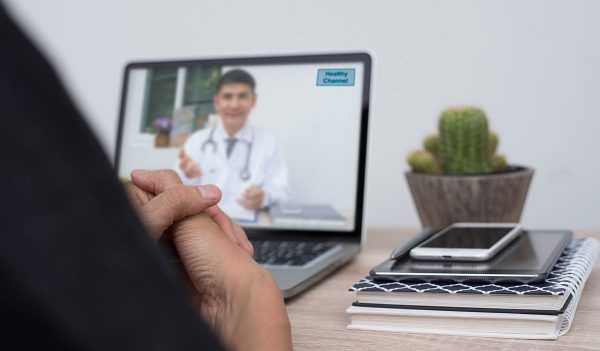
left=286, top=228, right=600, bottom=350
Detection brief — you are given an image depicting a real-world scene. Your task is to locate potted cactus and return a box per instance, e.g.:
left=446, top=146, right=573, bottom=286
left=405, top=107, right=533, bottom=229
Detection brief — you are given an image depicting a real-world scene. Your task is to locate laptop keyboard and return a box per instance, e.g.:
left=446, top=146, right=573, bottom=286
left=250, top=240, right=337, bottom=266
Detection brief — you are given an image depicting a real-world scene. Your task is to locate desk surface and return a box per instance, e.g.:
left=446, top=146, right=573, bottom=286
left=286, top=228, right=600, bottom=350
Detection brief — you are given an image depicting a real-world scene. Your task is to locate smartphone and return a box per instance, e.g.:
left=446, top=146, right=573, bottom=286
left=409, top=223, right=522, bottom=261
left=408, top=234, right=523, bottom=271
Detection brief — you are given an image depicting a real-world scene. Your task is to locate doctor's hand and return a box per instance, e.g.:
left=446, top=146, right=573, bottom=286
left=124, top=169, right=253, bottom=255
left=238, top=185, right=265, bottom=211
left=179, top=149, right=203, bottom=179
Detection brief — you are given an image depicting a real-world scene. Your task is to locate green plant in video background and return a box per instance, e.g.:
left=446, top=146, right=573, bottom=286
left=407, top=106, right=508, bottom=174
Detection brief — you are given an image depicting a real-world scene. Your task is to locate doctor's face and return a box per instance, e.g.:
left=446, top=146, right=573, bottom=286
left=214, top=83, right=257, bottom=133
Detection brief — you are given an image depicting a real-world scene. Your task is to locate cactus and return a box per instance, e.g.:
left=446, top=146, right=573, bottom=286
left=438, top=107, right=491, bottom=173
left=407, top=150, right=441, bottom=174
left=492, top=154, right=508, bottom=170
left=407, top=106, right=508, bottom=174
left=423, top=134, right=439, bottom=156
left=489, top=132, right=499, bottom=156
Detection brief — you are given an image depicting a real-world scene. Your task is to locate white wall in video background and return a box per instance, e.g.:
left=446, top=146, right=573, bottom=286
left=228, top=63, right=363, bottom=212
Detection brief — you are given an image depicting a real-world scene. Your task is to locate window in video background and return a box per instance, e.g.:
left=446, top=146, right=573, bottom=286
left=119, top=62, right=364, bottom=231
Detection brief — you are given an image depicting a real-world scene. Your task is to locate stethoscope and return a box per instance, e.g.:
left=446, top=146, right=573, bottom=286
left=200, top=127, right=253, bottom=181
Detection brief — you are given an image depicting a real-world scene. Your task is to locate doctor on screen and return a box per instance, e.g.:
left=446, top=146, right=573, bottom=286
left=177, top=69, right=291, bottom=216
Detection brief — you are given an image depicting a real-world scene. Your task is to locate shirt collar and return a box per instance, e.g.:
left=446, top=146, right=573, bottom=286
left=215, top=120, right=252, bottom=143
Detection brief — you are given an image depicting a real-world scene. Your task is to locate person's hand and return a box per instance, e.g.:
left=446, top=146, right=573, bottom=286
left=179, top=148, right=203, bottom=179
left=238, top=185, right=265, bottom=210
left=124, top=170, right=290, bottom=350
left=124, top=169, right=253, bottom=254
left=172, top=214, right=291, bottom=351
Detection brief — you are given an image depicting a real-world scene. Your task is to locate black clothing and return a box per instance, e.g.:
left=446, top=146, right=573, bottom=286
left=0, top=5, right=223, bottom=350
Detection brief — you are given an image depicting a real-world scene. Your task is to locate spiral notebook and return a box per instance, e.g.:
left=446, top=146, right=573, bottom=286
left=347, top=238, right=600, bottom=339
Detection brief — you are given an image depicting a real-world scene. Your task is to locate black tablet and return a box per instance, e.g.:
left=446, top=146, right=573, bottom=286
left=370, top=230, right=572, bottom=283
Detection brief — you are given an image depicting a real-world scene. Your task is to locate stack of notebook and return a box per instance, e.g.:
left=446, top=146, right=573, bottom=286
left=347, top=238, right=599, bottom=339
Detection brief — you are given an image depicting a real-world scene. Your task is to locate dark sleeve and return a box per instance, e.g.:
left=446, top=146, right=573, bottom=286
left=0, top=5, right=224, bottom=351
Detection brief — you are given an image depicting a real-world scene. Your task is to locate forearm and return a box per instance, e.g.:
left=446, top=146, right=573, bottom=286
left=170, top=214, right=292, bottom=351
left=227, top=268, right=292, bottom=351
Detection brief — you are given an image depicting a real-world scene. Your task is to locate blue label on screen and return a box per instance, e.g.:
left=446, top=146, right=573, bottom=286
left=316, top=68, right=355, bottom=86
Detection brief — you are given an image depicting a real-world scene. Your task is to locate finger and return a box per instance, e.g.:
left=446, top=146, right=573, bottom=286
left=180, top=161, right=194, bottom=177
left=247, top=185, right=264, bottom=198
left=206, top=206, right=253, bottom=256
left=181, top=157, right=201, bottom=178
left=142, top=184, right=222, bottom=239
left=246, top=192, right=259, bottom=200
left=122, top=181, right=153, bottom=207
left=206, top=206, right=241, bottom=247
left=179, top=150, right=194, bottom=172
left=245, top=189, right=262, bottom=201
left=131, top=169, right=182, bottom=195
left=179, top=156, right=191, bottom=170
left=237, top=198, right=253, bottom=211
left=206, top=206, right=235, bottom=242
left=233, top=222, right=254, bottom=256
left=244, top=184, right=258, bottom=195
left=179, top=148, right=187, bottom=160
left=184, top=165, right=200, bottom=179
left=191, top=164, right=202, bottom=177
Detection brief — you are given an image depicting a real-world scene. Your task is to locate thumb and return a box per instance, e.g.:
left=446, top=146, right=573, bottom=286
left=131, top=169, right=181, bottom=195
left=140, top=184, right=222, bottom=239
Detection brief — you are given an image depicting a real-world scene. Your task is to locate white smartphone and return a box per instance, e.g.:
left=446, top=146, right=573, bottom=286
left=409, top=223, right=522, bottom=261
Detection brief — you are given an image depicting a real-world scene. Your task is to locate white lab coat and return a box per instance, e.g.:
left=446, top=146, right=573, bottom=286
left=176, top=122, right=291, bottom=213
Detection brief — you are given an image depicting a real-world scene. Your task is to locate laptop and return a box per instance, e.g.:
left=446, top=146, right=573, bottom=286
left=115, top=53, right=372, bottom=298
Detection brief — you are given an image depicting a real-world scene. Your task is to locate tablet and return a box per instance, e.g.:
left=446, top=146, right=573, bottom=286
left=370, top=230, right=572, bottom=283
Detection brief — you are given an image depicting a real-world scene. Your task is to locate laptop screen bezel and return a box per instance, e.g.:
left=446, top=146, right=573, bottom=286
left=115, top=52, right=371, bottom=243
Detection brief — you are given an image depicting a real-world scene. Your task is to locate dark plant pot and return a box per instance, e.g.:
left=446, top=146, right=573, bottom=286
left=405, top=166, right=534, bottom=229
left=154, top=131, right=170, bottom=148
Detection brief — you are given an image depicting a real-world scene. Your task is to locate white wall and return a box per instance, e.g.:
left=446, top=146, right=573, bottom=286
left=5, top=0, right=600, bottom=230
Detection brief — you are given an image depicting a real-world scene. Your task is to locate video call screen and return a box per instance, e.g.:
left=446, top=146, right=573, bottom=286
left=117, top=60, right=365, bottom=231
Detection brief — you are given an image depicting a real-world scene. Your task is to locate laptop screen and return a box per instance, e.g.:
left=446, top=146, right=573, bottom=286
left=116, top=54, right=370, bottom=234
